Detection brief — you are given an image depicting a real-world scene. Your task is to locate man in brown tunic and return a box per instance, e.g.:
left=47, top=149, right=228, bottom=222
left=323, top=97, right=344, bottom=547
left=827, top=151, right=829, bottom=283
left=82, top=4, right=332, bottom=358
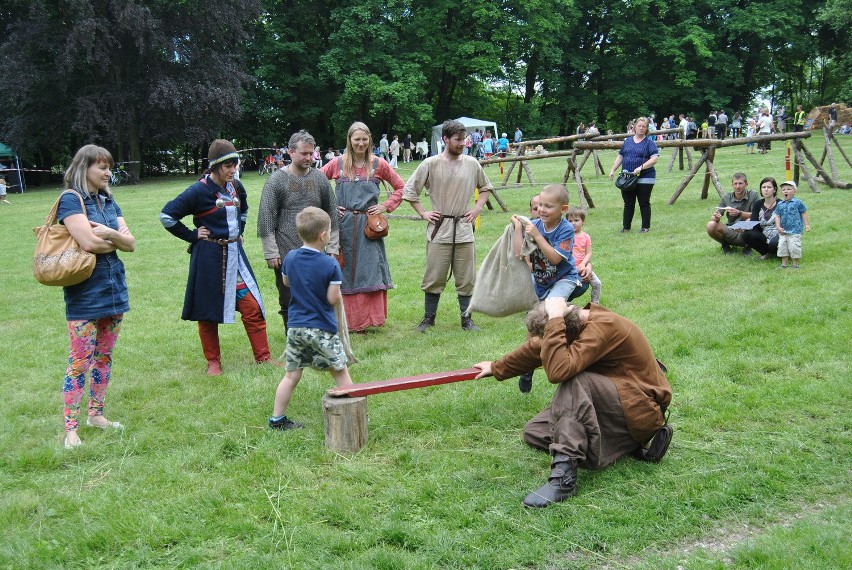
left=473, top=298, right=673, bottom=507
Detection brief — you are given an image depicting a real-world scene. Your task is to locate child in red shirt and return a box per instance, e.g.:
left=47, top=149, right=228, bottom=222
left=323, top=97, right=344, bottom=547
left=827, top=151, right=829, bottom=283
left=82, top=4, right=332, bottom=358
left=566, top=207, right=602, bottom=303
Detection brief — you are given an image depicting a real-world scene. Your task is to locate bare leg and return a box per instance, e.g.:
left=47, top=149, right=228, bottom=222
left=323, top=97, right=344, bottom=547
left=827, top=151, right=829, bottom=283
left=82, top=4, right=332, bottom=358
left=706, top=220, right=726, bottom=244
left=272, top=369, right=303, bottom=417
left=331, top=366, right=353, bottom=388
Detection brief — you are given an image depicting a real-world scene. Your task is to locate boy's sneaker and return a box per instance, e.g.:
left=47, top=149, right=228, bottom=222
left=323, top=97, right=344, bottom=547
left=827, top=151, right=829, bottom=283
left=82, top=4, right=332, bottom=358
left=269, top=416, right=304, bottom=430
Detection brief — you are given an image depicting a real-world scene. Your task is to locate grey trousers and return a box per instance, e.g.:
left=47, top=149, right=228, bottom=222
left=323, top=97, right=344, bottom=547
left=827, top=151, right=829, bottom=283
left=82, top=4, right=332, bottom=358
left=523, top=371, right=640, bottom=470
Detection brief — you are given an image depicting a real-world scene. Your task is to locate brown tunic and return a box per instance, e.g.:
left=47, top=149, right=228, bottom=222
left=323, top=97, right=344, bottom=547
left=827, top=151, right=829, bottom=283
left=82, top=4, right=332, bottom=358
left=491, top=304, right=672, bottom=443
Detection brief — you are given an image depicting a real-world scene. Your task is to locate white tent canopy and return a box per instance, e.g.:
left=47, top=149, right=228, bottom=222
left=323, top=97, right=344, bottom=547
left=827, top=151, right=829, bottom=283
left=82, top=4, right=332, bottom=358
left=431, top=116, right=498, bottom=156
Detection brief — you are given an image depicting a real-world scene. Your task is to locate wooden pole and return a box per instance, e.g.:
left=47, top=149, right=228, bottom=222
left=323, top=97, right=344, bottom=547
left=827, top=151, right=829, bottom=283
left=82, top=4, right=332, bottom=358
left=667, top=147, right=678, bottom=173
left=521, top=161, right=536, bottom=186
left=704, top=156, right=726, bottom=199
left=515, top=144, right=527, bottom=184
left=793, top=141, right=820, bottom=193
left=593, top=150, right=605, bottom=175
left=701, top=147, right=717, bottom=199
left=830, top=132, right=852, bottom=168
left=794, top=140, right=800, bottom=185
left=577, top=149, right=593, bottom=172
left=799, top=141, right=842, bottom=188
left=668, top=150, right=710, bottom=204
left=572, top=155, right=592, bottom=209
left=322, top=394, right=368, bottom=452
left=823, top=127, right=840, bottom=182
left=501, top=159, right=518, bottom=186
left=562, top=150, right=576, bottom=186
left=486, top=187, right=509, bottom=211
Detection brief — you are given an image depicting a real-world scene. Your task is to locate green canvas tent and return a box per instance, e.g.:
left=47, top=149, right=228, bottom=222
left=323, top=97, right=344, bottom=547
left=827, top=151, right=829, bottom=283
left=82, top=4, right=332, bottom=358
left=0, top=142, right=25, bottom=193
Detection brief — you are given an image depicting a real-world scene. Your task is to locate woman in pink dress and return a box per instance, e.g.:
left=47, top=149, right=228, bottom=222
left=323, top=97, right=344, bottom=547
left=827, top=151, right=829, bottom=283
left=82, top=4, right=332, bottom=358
left=321, top=122, right=405, bottom=332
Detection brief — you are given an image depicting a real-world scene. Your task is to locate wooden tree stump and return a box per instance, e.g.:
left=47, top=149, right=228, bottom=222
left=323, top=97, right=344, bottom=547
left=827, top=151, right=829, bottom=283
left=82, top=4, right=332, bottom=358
left=322, top=394, right=367, bottom=453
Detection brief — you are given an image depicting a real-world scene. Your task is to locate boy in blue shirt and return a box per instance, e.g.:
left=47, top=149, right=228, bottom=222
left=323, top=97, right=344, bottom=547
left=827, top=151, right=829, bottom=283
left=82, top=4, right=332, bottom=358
left=513, top=184, right=583, bottom=301
left=511, top=184, right=585, bottom=392
left=774, top=181, right=811, bottom=269
left=269, top=207, right=352, bottom=430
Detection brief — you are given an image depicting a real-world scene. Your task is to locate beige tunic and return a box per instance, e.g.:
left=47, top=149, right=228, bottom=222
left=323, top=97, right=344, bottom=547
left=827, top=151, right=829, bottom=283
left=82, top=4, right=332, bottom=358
left=402, top=154, right=493, bottom=244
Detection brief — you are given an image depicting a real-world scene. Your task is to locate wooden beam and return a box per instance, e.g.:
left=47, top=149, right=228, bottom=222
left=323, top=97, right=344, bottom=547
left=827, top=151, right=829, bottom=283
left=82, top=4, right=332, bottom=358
left=575, top=131, right=812, bottom=151
left=480, top=149, right=576, bottom=165
left=326, top=368, right=483, bottom=398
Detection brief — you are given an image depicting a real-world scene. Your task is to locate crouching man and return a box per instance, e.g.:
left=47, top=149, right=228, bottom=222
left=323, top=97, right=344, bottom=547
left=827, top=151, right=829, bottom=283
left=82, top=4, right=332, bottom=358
left=473, top=298, right=673, bottom=508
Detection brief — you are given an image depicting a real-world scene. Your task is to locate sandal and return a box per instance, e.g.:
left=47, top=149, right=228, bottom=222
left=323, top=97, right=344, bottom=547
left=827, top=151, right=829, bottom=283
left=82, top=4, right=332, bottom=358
left=86, top=417, right=124, bottom=429
left=64, top=432, right=83, bottom=449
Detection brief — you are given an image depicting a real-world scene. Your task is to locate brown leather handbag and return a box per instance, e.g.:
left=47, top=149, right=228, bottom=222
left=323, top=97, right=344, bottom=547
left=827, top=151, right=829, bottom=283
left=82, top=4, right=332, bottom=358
left=364, top=212, right=389, bottom=239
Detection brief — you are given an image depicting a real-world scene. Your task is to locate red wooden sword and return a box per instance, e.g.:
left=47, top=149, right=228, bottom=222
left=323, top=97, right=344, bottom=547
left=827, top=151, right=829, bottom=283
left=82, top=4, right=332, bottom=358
left=327, top=368, right=483, bottom=398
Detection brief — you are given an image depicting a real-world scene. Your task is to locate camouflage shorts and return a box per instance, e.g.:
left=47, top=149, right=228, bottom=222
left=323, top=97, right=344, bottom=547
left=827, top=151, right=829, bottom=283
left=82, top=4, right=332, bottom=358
left=285, top=327, right=347, bottom=372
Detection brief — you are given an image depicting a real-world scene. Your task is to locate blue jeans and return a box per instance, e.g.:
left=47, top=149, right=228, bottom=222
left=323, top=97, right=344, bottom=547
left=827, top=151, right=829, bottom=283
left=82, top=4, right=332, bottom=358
left=542, top=278, right=589, bottom=301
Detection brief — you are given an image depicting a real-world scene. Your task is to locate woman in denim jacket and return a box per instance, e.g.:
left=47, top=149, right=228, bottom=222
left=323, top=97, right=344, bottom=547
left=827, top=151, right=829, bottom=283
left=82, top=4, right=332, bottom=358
left=57, top=145, right=135, bottom=449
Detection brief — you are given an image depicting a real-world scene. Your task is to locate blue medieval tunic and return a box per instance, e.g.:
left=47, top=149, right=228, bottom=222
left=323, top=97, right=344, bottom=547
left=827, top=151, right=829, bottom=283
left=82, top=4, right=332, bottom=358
left=160, top=175, right=265, bottom=323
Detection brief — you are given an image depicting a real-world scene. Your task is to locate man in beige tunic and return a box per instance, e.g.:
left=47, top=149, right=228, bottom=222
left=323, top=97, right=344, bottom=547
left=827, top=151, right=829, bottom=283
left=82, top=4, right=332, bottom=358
left=403, top=120, right=493, bottom=331
left=474, top=298, right=673, bottom=507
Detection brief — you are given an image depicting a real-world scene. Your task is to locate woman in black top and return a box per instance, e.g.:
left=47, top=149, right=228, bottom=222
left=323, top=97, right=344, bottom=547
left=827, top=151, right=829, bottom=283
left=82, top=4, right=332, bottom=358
left=743, top=177, right=780, bottom=259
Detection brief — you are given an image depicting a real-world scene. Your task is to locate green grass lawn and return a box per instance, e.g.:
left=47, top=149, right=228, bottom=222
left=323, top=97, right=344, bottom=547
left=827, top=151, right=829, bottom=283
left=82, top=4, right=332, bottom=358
left=1, top=137, right=850, bottom=569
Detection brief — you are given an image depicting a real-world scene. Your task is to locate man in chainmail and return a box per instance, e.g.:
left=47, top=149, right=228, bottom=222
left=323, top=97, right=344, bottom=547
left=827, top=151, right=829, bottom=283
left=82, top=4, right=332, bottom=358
left=258, top=130, right=339, bottom=329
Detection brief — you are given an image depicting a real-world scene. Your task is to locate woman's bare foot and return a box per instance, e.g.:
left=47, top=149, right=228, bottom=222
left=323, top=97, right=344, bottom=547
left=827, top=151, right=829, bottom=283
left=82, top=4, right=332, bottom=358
left=64, top=431, right=82, bottom=449
left=86, top=415, right=124, bottom=429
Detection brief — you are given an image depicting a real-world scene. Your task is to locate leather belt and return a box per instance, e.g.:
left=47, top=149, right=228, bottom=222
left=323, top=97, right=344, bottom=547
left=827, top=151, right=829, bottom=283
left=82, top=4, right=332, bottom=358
left=430, top=214, right=462, bottom=241
left=201, top=236, right=240, bottom=246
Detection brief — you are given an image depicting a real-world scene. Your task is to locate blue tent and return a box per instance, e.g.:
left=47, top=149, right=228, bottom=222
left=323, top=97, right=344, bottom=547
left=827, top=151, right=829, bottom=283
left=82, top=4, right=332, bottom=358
left=0, top=142, right=25, bottom=193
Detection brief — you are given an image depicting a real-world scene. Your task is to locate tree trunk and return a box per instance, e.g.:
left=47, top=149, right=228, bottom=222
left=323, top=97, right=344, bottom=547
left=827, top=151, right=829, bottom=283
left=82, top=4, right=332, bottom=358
left=524, top=48, right=538, bottom=105
left=127, top=119, right=141, bottom=182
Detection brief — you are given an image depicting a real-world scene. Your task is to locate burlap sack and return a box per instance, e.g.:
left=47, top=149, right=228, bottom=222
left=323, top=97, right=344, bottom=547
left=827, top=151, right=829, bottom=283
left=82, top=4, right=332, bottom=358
left=466, top=216, right=538, bottom=317
left=334, top=300, right=358, bottom=366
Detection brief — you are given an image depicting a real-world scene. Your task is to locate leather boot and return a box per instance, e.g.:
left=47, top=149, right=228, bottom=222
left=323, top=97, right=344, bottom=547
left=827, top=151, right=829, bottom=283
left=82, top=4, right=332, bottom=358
left=460, top=315, right=480, bottom=331
left=637, top=424, right=673, bottom=462
left=198, top=322, right=221, bottom=375
left=237, top=292, right=277, bottom=364
left=246, top=329, right=275, bottom=364
left=416, top=313, right=436, bottom=332
left=523, top=454, right=578, bottom=508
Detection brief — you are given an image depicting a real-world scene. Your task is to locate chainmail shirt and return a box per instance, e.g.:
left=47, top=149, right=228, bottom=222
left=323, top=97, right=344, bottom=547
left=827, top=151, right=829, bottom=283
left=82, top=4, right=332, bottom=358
left=257, top=167, right=339, bottom=258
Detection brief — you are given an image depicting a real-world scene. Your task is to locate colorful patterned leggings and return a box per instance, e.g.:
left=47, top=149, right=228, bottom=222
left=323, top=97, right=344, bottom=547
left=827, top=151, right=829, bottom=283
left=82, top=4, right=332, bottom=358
left=63, top=315, right=123, bottom=432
